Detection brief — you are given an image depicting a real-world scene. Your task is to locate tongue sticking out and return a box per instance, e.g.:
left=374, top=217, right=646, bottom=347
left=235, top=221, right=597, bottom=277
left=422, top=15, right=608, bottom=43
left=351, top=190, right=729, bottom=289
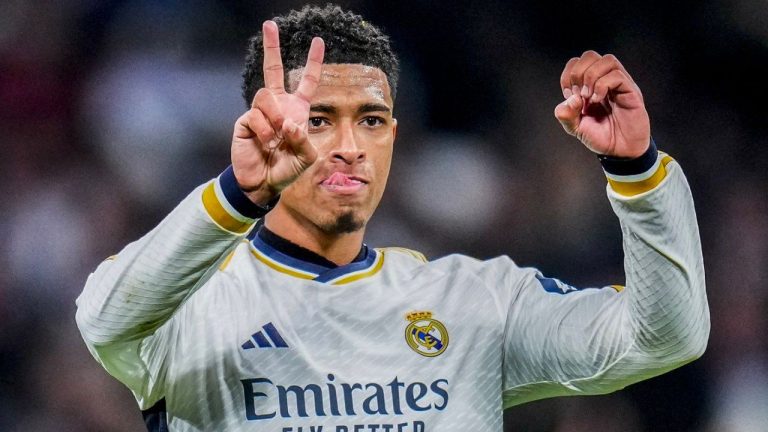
left=322, top=172, right=362, bottom=186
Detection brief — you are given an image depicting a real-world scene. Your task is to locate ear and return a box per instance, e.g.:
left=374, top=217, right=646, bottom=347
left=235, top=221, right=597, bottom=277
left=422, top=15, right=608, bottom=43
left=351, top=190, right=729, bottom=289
left=392, top=118, right=398, bottom=141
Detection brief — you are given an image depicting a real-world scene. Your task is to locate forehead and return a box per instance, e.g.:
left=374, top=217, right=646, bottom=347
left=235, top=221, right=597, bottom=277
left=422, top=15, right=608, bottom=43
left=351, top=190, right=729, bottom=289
left=288, top=64, right=393, bottom=106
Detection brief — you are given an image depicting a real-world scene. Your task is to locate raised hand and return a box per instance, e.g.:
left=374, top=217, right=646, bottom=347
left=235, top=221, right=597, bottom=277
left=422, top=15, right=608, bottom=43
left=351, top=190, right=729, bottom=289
left=554, top=51, right=650, bottom=158
left=231, top=20, right=325, bottom=204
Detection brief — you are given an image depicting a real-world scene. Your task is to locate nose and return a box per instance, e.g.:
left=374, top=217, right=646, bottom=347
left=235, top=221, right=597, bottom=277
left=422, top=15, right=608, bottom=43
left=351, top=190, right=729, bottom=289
left=329, top=122, right=366, bottom=165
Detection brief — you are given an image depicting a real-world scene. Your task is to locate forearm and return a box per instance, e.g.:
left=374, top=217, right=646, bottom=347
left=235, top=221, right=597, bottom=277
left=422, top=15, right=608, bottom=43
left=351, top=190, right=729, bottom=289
left=76, top=167, right=261, bottom=346
left=608, top=156, right=709, bottom=362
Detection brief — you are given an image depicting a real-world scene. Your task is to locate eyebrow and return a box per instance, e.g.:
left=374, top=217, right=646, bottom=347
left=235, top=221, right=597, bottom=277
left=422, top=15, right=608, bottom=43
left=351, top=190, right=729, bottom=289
left=309, top=104, right=337, bottom=114
left=309, top=103, right=392, bottom=115
left=357, top=103, right=391, bottom=114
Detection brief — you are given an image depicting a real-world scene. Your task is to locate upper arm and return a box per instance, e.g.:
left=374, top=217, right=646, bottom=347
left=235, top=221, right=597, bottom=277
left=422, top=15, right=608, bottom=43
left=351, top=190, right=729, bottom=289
left=76, top=260, right=178, bottom=409
left=501, top=271, right=636, bottom=406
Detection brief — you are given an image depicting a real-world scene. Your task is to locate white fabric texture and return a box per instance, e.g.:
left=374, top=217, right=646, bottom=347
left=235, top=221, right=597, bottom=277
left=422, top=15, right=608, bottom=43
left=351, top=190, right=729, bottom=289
left=76, top=161, right=709, bottom=431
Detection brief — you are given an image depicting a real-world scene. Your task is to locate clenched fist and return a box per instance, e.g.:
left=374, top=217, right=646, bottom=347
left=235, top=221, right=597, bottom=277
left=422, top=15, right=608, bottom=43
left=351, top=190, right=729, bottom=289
left=554, top=51, right=650, bottom=158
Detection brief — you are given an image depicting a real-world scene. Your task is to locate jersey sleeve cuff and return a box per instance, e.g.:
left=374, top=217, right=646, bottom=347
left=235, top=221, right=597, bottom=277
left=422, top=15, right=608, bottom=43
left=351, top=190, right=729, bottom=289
left=600, top=139, right=675, bottom=196
left=598, top=138, right=658, bottom=175
left=201, top=166, right=272, bottom=234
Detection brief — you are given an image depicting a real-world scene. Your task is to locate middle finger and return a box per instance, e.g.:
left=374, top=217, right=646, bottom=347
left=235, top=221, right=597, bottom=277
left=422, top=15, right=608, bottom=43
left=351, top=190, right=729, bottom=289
left=568, top=50, right=602, bottom=91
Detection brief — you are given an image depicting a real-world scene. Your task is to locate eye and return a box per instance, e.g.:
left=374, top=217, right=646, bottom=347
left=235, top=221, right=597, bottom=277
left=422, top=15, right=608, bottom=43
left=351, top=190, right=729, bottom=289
left=361, top=116, right=384, bottom=127
left=308, top=117, right=327, bottom=128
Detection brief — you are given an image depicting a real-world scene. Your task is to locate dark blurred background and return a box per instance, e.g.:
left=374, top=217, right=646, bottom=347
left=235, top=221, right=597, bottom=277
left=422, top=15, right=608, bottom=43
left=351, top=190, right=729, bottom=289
left=1, top=0, right=766, bottom=430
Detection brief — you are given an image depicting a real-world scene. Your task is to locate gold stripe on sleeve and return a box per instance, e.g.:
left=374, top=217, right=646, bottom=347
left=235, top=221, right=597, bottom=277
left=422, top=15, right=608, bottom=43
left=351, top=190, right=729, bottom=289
left=607, top=155, right=674, bottom=197
left=202, top=182, right=252, bottom=234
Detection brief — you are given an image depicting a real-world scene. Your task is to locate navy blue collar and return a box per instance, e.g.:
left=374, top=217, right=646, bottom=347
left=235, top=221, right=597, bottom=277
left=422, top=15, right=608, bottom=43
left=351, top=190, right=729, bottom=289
left=254, top=225, right=368, bottom=269
left=247, top=225, right=378, bottom=283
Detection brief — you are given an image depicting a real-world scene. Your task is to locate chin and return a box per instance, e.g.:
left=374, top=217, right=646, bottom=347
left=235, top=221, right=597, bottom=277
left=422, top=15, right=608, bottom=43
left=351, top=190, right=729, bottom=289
left=317, top=211, right=366, bottom=235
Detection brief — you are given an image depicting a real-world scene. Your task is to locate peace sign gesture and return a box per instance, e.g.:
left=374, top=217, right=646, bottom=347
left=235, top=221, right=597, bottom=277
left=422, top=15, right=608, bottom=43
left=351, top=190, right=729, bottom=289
left=231, top=20, right=325, bottom=205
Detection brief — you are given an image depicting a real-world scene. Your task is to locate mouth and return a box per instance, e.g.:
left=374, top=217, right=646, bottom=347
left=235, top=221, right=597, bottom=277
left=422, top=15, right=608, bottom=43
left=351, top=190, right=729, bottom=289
left=319, top=172, right=369, bottom=195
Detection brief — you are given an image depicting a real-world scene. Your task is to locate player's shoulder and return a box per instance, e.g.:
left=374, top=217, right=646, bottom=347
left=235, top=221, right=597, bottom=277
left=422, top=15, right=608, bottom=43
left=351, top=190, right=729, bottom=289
left=214, top=239, right=257, bottom=274
left=376, top=246, right=429, bottom=264
left=427, top=253, right=525, bottom=277
left=375, top=246, right=519, bottom=268
left=430, top=252, right=517, bottom=267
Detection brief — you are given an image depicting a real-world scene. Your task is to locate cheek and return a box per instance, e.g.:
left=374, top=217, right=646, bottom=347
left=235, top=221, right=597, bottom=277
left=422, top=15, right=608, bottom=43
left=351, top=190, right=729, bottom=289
left=279, top=167, right=317, bottom=205
left=376, top=150, right=392, bottom=183
left=373, top=135, right=394, bottom=166
left=307, top=133, right=333, bottom=156
left=370, top=139, right=393, bottom=192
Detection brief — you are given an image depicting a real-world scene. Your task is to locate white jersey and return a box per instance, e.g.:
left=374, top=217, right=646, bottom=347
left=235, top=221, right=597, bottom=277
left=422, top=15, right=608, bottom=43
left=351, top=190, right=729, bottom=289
left=76, top=148, right=709, bottom=432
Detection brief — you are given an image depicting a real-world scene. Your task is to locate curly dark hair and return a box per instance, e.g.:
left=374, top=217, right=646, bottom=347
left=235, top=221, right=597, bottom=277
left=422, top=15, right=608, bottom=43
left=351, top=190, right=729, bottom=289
left=242, top=4, right=399, bottom=107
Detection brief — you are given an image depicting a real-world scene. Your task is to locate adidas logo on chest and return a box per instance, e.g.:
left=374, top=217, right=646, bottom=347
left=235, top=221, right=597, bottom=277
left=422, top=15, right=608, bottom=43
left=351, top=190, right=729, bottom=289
left=242, top=322, right=289, bottom=350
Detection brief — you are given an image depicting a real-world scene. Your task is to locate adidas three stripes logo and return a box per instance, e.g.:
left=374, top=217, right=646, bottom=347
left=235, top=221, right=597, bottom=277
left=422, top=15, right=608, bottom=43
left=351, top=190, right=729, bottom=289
left=242, top=322, right=289, bottom=349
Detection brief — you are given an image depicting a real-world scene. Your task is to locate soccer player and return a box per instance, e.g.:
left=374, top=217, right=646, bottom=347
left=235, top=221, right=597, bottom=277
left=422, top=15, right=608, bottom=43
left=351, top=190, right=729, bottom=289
left=76, top=4, right=709, bottom=431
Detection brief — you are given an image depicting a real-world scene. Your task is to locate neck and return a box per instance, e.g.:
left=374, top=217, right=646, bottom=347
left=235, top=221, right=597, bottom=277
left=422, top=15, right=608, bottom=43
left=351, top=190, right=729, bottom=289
left=264, top=204, right=365, bottom=266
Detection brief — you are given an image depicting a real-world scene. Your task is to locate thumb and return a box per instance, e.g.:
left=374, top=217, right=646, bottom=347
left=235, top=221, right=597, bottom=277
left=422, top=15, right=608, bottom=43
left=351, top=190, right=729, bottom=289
left=554, top=94, right=583, bottom=136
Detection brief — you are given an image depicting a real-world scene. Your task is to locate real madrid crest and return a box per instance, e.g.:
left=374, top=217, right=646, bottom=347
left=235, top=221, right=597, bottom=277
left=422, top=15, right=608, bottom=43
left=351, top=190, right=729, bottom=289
left=404, top=311, right=449, bottom=357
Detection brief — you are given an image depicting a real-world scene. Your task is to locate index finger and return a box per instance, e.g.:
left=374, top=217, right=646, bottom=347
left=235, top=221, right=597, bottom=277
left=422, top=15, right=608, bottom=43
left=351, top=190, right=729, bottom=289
left=560, top=57, right=579, bottom=98
left=294, top=37, right=325, bottom=102
left=262, top=20, right=285, bottom=92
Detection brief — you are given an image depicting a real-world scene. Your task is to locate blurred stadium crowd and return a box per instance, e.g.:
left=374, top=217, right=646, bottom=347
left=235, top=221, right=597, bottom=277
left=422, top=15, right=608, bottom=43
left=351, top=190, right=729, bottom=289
left=1, top=0, right=766, bottom=430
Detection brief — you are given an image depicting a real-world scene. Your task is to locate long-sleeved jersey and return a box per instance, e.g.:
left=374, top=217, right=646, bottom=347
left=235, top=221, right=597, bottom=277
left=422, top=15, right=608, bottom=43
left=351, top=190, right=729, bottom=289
left=76, top=144, right=709, bottom=431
